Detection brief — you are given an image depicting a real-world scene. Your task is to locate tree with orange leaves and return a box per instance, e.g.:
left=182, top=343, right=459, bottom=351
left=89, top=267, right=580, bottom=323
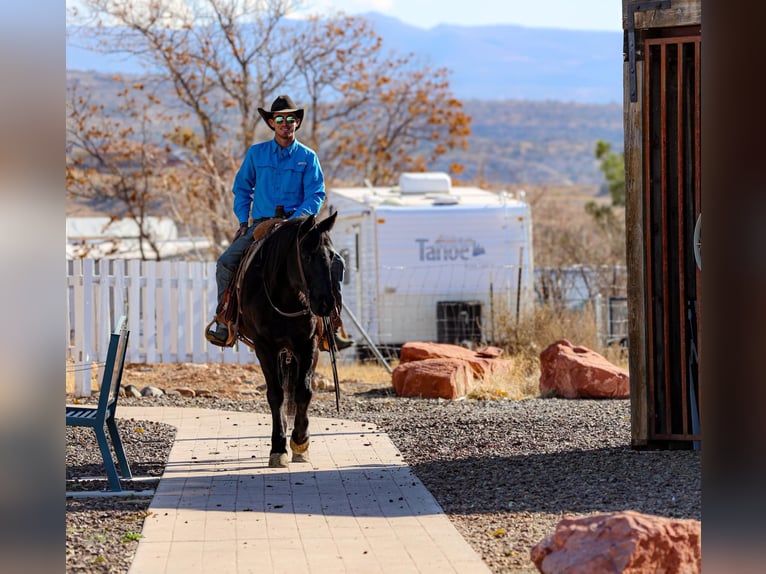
left=290, top=15, right=470, bottom=185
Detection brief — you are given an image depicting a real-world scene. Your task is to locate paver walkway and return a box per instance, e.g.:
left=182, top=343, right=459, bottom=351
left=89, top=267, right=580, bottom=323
left=120, top=406, right=491, bottom=574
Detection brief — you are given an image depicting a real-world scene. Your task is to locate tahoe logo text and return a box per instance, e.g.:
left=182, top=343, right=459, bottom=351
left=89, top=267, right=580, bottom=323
left=415, top=236, right=486, bottom=261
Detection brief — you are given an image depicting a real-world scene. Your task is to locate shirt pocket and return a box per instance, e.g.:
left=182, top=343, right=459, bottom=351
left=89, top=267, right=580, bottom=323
left=281, top=162, right=307, bottom=203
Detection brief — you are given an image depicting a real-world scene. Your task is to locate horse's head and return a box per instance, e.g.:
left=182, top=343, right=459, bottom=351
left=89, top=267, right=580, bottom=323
left=297, top=212, right=338, bottom=317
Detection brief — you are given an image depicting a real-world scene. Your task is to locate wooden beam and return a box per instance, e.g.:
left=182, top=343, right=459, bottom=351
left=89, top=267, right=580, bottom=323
left=623, top=56, right=649, bottom=447
left=623, top=0, right=701, bottom=30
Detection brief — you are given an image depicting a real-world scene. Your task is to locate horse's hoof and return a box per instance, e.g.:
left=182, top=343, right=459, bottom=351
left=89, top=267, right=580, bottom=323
left=269, top=453, right=289, bottom=468
left=290, top=438, right=310, bottom=463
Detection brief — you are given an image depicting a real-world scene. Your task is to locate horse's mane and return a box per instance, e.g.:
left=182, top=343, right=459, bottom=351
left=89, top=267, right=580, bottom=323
left=259, top=216, right=309, bottom=283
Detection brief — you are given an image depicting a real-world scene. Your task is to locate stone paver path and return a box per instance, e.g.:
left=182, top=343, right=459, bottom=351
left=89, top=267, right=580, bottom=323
left=120, top=406, right=491, bottom=574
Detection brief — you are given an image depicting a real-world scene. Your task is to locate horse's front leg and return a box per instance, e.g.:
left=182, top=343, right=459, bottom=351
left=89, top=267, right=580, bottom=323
left=290, top=346, right=317, bottom=463
left=260, top=355, right=289, bottom=468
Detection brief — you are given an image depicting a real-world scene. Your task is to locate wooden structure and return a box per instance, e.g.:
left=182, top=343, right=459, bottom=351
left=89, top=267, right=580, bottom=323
left=622, top=0, right=702, bottom=448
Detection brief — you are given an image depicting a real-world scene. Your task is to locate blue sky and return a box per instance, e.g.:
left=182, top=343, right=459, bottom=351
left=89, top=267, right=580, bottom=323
left=66, top=1, right=623, bottom=32
left=297, top=0, right=623, bottom=31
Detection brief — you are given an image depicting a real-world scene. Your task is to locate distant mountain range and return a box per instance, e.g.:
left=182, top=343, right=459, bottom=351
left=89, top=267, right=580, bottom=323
left=66, top=12, right=624, bottom=104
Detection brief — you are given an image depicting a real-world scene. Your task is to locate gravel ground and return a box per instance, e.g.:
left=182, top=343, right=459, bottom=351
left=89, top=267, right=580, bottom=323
left=66, top=365, right=701, bottom=573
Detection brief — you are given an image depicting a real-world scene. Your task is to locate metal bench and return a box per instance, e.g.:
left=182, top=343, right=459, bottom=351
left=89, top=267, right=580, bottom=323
left=66, top=316, right=132, bottom=491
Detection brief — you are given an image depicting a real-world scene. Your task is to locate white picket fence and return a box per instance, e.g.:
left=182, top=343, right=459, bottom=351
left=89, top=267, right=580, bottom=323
left=67, top=259, right=257, bottom=395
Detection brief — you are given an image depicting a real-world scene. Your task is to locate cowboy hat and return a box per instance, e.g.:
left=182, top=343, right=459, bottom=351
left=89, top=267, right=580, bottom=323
left=257, top=95, right=304, bottom=131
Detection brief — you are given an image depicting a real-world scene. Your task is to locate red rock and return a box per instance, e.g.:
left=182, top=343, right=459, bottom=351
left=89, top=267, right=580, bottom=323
left=400, top=341, right=479, bottom=363
left=400, top=341, right=512, bottom=378
left=311, top=372, right=335, bottom=391
left=477, top=358, right=515, bottom=384
left=539, top=339, right=629, bottom=399
left=175, top=387, right=196, bottom=397
left=530, top=511, right=701, bottom=574
left=475, top=345, right=504, bottom=358
left=392, top=358, right=474, bottom=399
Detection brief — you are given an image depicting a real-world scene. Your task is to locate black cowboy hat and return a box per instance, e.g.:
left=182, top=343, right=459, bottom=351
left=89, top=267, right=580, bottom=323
left=257, top=95, right=304, bottom=131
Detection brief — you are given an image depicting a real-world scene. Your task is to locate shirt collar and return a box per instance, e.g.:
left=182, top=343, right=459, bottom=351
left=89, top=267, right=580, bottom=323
left=270, top=138, right=298, bottom=156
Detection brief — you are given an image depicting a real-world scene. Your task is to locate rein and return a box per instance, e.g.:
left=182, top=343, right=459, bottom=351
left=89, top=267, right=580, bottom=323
left=262, top=227, right=311, bottom=318
left=263, top=280, right=310, bottom=317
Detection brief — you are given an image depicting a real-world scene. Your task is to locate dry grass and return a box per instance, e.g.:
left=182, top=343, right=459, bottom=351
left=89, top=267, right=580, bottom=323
left=510, top=304, right=600, bottom=354
left=468, top=352, right=540, bottom=400
left=315, top=358, right=397, bottom=387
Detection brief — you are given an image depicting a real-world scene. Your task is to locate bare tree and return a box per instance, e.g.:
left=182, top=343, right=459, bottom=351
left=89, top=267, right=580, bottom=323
left=527, top=186, right=626, bottom=309
left=67, top=79, right=169, bottom=260
left=288, top=15, right=382, bottom=155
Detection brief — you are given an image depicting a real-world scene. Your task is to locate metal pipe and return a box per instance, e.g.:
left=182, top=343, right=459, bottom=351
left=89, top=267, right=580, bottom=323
left=342, top=302, right=393, bottom=374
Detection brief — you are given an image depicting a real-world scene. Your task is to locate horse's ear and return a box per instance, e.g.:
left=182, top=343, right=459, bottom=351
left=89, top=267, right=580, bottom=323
left=298, top=214, right=316, bottom=236
left=316, top=211, right=338, bottom=234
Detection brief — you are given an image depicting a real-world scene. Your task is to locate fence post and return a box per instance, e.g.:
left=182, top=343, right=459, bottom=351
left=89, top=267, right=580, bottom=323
left=595, top=293, right=604, bottom=347
left=127, top=260, right=141, bottom=361
left=159, top=261, right=172, bottom=362
left=145, top=260, right=157, bottom=363
left=75, top=260, right=94, bottom=397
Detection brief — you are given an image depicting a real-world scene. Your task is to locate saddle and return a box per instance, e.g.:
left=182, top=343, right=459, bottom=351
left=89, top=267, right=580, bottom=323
left=206, top=219, right=284, bottom=348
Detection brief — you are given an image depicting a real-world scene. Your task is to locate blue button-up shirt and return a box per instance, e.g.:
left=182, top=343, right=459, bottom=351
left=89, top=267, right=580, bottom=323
left=231, top=138, right=325, bottom=223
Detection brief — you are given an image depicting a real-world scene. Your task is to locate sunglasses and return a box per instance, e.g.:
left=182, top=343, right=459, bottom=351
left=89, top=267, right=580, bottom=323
left=273, top=115, right=298, bottom=125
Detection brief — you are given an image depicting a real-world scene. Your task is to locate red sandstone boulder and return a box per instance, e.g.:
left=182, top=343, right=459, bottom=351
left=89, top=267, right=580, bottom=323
left=475, top=345, right=504, bottom=358
left=392, top=358, right=475, bottom=399
left=400, top=341, right=481, bottom=363
left=539, top=339, right=629, bottom=399
left=400, top=341, right=513, bottom=378
left=530, top=511, right=701, bottom=574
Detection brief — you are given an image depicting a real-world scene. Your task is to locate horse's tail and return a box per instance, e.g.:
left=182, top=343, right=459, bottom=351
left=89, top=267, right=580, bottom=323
left=278, top=350, right=297, bottom=417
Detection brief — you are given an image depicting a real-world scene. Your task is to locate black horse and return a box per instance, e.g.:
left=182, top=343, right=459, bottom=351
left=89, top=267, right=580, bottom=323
left=238, top=212, right=338, bottom=468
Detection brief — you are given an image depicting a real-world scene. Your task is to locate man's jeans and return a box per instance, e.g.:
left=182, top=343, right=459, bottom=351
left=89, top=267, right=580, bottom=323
left=214, top=220, right=262, bottom=311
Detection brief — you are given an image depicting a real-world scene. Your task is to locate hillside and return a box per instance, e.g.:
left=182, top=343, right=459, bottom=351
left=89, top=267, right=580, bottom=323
left=66, top=70, right=623, bottom=188
left=437, top=99, right=622, bottom=186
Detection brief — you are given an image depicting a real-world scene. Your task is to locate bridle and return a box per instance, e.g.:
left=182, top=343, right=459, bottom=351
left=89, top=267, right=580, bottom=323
left=262, top=228, right=312, bottom=318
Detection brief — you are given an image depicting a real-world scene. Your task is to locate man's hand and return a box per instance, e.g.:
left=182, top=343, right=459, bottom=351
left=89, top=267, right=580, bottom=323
left=233, top=222, right=249, bottom=241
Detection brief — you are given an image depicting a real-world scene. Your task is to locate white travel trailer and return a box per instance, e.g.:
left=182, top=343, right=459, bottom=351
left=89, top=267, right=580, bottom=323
left=326, top=172, right=534, bottom=351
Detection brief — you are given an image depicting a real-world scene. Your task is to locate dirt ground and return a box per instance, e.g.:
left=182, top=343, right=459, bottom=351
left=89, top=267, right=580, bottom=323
left=124, top=362, right=269, bottom=398
left=66, top=359, right=393, bottom=400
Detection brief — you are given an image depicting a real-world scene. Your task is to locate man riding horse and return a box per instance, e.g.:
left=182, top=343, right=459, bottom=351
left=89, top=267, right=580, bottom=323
left=206, top=94, right=352, bottom=349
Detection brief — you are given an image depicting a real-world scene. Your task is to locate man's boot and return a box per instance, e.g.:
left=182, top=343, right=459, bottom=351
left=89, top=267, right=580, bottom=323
left=206, top=265, right=234, bottom=346
left=319, top=319, right=353, bottom=352
left=205, top=321, right=231, bottom=346
left=333, top=322, right=353, bottom=350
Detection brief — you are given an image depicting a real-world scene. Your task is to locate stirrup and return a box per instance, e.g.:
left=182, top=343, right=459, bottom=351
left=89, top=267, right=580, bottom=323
left=205, top=318, right=235, bottom=347
left=334, top=328, right=353, bottom=350
left=321, top=327, right=353, bottom=352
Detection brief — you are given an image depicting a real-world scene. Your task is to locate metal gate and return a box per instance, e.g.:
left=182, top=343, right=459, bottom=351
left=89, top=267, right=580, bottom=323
left=643, top=30, right=701, bottom=444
